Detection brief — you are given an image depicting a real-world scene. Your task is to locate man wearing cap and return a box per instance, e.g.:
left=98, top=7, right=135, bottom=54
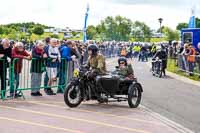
left=11, top=42, right=31, bottom=97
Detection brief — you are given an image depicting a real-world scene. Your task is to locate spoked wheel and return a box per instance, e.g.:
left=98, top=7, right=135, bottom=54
left=156, top=67, right=162, bottom=78
left=152, top=67, right=155, bottom=76
left=64, top=83, right=83, bottom=108
left=151, top=62, right=156, bottom=76
left=155, top=63, right=162, bottom=78
left=158, top=71, right=162, bottom=78
left=128, top=84, right=142, bottom=108
left=157, top=64, right=162, bottom=78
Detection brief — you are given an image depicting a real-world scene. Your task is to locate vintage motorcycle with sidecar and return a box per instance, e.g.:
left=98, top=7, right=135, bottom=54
left=64, top=66, right=143, bottom=108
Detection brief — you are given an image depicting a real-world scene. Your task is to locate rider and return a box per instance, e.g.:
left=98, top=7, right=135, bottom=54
left=87, top=44, right=106, bottom=76
left=116, top=57, right=134, bottom=80
left=152, top=45, right=167, bottom=76
left=86, top=44, right=106, bottom=100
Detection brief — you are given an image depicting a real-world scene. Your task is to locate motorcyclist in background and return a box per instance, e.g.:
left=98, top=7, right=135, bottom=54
left=152, top=45, right=168, bottom=76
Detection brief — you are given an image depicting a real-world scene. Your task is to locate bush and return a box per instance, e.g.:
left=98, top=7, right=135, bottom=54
left=33, top=26, right=44, bottom=36
left=50, top=34, right=59, bottom=39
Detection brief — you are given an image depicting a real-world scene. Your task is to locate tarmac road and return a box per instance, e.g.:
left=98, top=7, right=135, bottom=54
left=126, top=58, right=200, bottom=133
left=0, top=58, right=197, bottom=133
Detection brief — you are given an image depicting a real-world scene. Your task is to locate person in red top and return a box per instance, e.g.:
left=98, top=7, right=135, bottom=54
left=11, top=42, right=31, bottom=98
left=186, top=43, right=196, bottom=76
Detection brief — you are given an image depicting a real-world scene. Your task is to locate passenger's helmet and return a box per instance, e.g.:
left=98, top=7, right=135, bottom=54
left=118, top=57, right=127, bottom=66
left=87, top=44, right=99, bottom=55
left=198, top=42, right=200, bottom=49
left=161, top=44, right=165, bottom=51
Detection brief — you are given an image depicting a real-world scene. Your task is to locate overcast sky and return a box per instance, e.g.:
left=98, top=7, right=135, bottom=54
left=0, top=0, right=199, bottom=30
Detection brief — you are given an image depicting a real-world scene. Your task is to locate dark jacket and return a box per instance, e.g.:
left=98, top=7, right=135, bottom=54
left=153, top=50, right=167, bottom=69
left=71, top=48, right=80, bottom=59
left=30, top=46, right=45, bottom=73
left=0, top=45, right=12, bottom=70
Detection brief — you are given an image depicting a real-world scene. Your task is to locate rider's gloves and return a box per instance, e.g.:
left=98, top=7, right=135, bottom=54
left=87, top=69, right=98, bottom=79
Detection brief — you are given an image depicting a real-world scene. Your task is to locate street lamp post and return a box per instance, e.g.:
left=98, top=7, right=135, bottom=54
left=158, top=18, right=163, bottom=33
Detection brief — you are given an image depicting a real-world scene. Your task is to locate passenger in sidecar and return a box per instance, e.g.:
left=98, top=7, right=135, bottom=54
left=113, top=57, right=135, bottom=80
left=97, top=57, right=142, bottom=108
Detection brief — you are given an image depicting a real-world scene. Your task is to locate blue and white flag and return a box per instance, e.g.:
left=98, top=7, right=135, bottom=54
left=188, top=7, right=196, bottom=28
left=83, top=4, right=89, bottom=43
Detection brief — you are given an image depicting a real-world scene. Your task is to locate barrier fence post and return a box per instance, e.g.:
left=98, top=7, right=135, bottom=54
left=0, top=59, right=6, bottom=100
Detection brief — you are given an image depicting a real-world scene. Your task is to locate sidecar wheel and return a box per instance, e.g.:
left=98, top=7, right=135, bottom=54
left=128, top=84, right=142, bottom=108
left=64, top=83, right=82, bottom=108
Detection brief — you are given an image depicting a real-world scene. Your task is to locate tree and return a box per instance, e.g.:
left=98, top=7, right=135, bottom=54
left=0, top=26, right=4, bottom=34
left=50, top=34, right=59, bottom=39
left=163, top=27, right=179, bottom=41
left=86, top=25, right=97, bottom=40
left=196, top=18, right=200, bottom=28
left=176, top=23, right=188, bottom=30
left=0, top=22, right=53, bottom=39
left=96, top=24, right=103, bottom=34
left=71, top=31, right=77, bottom=37
left=33, top=26, right=44, bottom=36
left=98, top=16, right=132, bottom=41
left=132, top=21, right=152, bottom=41
left=176, top=18, right=200, bottom=30
left=157, top=26, right=165, bottom=33
left=115, top=15, right=132, bottom=41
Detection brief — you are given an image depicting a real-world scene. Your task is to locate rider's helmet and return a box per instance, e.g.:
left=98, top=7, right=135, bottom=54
left=118, top=57, right=128, bottom=66
left=161, top=44, right=166, bottom=51
left=156, top=45, right=161, bottom=51
left=87, top=44, right=99, bottom=55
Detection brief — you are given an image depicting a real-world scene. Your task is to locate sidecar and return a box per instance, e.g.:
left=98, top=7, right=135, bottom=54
left=98, top=75, right=143, bottom=108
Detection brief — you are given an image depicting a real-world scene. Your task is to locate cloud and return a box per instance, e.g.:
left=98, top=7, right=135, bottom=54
left=104, top=0, right=195, bottom=8
left=0, top=0, right=199, bottom=30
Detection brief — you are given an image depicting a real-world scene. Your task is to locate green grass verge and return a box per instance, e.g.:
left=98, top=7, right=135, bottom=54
left=167, top=59, right=200, bottom=81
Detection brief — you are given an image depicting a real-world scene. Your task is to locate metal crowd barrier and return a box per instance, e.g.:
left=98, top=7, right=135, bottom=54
left=168, top=54, right=200, bottom=77
left=0, top=58, right=8, bottom=99
left=0, top=58, right=69, bottom=100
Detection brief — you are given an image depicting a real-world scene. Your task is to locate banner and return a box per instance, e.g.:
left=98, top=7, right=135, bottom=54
left=83, top=4, right=89, bottom=43
left=188, top=8, right=196, bottom=28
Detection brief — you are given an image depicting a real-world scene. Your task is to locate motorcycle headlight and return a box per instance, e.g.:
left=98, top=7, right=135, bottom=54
left=73, top=69, right=79, bottom=77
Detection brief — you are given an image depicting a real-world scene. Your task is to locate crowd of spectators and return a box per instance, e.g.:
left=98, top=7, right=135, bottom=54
left=0, top=38, right=200, bottom=99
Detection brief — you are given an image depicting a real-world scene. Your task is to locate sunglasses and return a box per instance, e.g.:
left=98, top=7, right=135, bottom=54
left=119, top=62, right=125, bottom=64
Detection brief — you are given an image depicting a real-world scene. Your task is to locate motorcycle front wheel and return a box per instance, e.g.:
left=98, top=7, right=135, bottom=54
left=64, top=83, right=83, bottom=108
